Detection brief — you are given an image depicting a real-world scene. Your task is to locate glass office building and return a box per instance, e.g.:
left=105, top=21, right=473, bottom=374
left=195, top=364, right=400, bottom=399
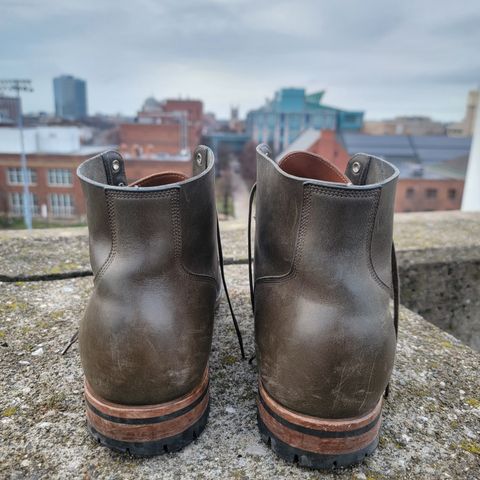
left=246, top=88, right=363, bottom=154
left=53, top=75, right=88, bottom=120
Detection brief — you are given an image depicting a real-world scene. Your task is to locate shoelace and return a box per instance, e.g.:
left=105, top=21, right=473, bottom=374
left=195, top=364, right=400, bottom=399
left=247, top=182, right=400, bottom=393
left=62, top=216, right=245, bottom=358
left=217, top=217, right=245, bottom=359
left=248, top=183, right=257, bottom=313
left=247, top=184, right=257, bottom=365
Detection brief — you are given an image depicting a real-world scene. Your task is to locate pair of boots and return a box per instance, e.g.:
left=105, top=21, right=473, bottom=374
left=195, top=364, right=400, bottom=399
left=76, top=144, right=399, bottom=469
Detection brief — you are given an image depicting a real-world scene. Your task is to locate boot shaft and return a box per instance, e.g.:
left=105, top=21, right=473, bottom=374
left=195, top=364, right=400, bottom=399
left=254, top=146, right=398, bottom=289
left=77, top=147, right=219, bottom=406
left=254, top=145, right=399, bottom=420
left=78, top=147, right=219, bottom=282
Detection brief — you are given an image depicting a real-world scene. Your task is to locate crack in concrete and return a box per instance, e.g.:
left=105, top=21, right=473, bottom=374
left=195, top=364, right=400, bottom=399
left=0, top=258, right=250, bottom=283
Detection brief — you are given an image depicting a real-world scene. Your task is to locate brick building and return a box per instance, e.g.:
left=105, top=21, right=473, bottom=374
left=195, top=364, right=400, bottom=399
left=395, top=178, right=464, bottom=212
left=162, top=99, right=203, bottom=124
left=363, top=116, right=447, bottom=136
left=278, top=130, right=470, bottom=212
left=0, top=149, right=107, bottom=220
left=0, top=126, right=111, bottom=220
left=120, top=98, right=203, bottom=159
left=0, top=116, right=203, bottom=222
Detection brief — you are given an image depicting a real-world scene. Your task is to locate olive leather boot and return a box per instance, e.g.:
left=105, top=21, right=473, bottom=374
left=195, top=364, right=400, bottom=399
left=76, top=146, right=230, bottom=455
left=250, top=145, right=399, bottom=469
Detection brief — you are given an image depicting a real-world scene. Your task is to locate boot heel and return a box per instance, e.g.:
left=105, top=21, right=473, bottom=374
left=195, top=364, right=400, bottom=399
left=257, top=381, right=382, bottom=469
left=84, top=369, right=210, bottom=456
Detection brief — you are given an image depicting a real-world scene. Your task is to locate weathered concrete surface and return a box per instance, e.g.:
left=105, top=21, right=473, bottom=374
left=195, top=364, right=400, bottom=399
left=1, top=265, right=480, bottom=479
left=0, top=221, right=247, bottom=279
left=394, top=212, right=480, bottom=351
left=4, top=212, right=479, bottom=351
left=2, top=211, right=479, bottom=276
left=0, top=228, right=90, bottom=279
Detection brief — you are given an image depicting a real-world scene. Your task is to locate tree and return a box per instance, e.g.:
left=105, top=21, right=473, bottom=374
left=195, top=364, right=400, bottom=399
left=239, top=141, right=257, bottom=187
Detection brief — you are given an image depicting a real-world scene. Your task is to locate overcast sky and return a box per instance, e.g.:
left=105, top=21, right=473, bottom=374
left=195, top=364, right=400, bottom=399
left=1, top=0, right=479, bottom=121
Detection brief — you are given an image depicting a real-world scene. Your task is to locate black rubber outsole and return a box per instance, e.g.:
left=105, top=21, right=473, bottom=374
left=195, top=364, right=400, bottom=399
left=257, top=413, right=379, bottom=469
left=87, top=402, right=210, bottom=456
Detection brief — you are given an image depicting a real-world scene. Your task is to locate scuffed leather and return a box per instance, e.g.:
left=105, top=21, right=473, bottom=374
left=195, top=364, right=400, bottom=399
left=77, top=148, right=218, bottom=405
left=254, top=148, right=304, bottom=279
left=254, top=145, right=399, bottom=419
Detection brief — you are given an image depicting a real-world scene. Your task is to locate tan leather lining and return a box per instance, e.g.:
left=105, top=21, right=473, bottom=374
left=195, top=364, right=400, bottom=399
left=279, top=151, right=349, bottom=184
left=129, top=172, right=188, bottom=187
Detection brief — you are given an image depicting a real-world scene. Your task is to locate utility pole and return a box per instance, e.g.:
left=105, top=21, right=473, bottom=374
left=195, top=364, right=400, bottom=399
left=0, top=79, right=33, bottom=229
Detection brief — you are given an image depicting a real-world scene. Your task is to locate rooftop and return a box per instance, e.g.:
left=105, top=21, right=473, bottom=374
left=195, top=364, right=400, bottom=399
left=249, top=88, right=363, bottom=116
left=339, top=133, right=471, bottom=179
left=0, top=126, right=113, bottom=156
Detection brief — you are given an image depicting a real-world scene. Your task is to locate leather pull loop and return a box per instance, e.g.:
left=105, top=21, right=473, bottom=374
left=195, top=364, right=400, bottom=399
left=101, top=151, right=127, bottom=186
left=345, top=154, right=372, bottom=185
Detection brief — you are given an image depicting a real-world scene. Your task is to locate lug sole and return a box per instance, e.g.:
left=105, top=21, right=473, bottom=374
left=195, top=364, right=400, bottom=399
left=84, top=368, right=210, bottom=456
left=257, top=380, right=382, bottom=469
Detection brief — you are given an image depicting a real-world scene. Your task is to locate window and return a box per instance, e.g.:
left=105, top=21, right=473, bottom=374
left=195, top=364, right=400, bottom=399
left=406, top=187, right=415, bottom=199
left=448, top=188, right=457, bottom=200
left=426, top=188, right=437, bottom=199
left=9, top=192, right=39, bottom=216
left=48, top=169, right=72, bottom=186
left=7, top=167, right=37, bottom=185
left=343, top=114, right=357, bottom=123
left=49, top=193, right=74, bottom=217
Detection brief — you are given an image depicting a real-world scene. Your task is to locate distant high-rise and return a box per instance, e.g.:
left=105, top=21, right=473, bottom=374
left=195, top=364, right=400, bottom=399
left=53, top=75, right=87, bottom=120
left=0, top=96, right=20, bottom=124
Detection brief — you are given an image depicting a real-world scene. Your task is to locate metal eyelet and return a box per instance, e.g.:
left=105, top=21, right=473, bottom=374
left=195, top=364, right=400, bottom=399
left=112, top=159, right=120, bottom=172
left=351, top=161, right=361, bottom=174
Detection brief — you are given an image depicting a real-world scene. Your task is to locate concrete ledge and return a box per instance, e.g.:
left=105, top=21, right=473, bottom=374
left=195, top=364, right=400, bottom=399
left=1, top=213, right=480, bottom=478
left=1, top=266, right=480, bottom=478
left=2, top=211, right=479, bottom=275
left=394, top=211, right=480, bottom=350
left=2, top=211, right=479, bottom=351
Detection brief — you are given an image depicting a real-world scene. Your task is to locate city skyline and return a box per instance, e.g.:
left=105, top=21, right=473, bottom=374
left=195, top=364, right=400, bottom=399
left=1, top=0, right=479, bottom=121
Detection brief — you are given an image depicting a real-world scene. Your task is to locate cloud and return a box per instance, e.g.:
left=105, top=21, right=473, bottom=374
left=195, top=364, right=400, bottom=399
left=0, top=0, right=479, bottom=120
